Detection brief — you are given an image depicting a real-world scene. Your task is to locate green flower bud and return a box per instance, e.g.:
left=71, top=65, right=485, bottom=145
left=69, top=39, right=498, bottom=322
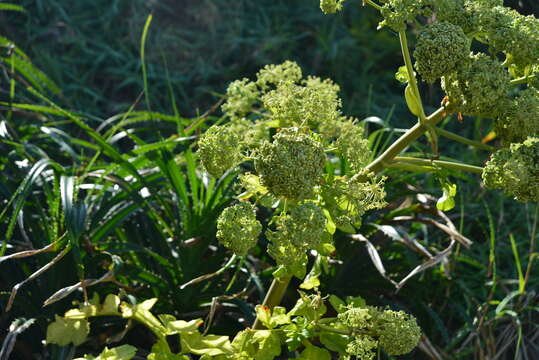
left=256, top=61, right=302, bottom=91
left=371, top=308, right=421, bottom=356
left=227, top=118, right=270, bottom=150
left=346, top=336, right=378, bottom=359
left=255, top=128, right=326, bottom=200
left=322, top=170, right=387, bottom=229
left=221, top=78, right=260, bottom=120
left=320, top=0, right=346, bottom=14
left=380, top=0, right=434, bottom=32
left=266, top=202, right=326, bottom=278
left=442, top=53, right=510, bottom=117
left=198, top=125, right=243, bottom=178
left=216, top=203, right=262, bottom=256
left=434, top=0, right=502, bottom=34
left=262, top=77, right=341, bottom=130
left=482, top=137, right=539, bottom=202
left=334, top=119, right=372, bottom=171
left=414, top=22, right=470, bottom=84
left=495, top=89, right=539, bottom=144
left=338, top=307, right=372, bottom=329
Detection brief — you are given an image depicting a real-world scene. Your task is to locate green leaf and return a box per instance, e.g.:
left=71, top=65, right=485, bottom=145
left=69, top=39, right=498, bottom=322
left=436, top=182, right=457, bottom=211
left=395, top=65, right=409, bottom=84
left=255, top=305, right=290, bottom=329
left=328, top=295, right=347, bottom=313
left=0, top=3, right=25, bottom=12
left=297, top=343, right=331, bottom=360
left=251, top=330, right=281, bottom=360
left=46, top=315, right=89, bottom=346
left=74, top=345, right=137, bottom=360
left=180, top=331, right=233, bottom=356
left=319, top=332, right=348, bottom=354
left=404, top=84, right=421, bottom=117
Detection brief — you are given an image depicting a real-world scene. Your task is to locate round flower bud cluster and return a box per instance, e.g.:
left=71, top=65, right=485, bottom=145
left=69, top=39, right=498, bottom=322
left=216, top=202, right=262, bottom=256
left=435, top=0, right=503, bottom=35
left=254, top=128, right=326, bottom=201
left=266, top=202, right=327, bottom=277
left=441, top=53, right=510, bottom=117
left=482, top=137, right=539, bottom=202
left=256, top=60, right=303, bottom=90
left=262, top=77, right=341, bottom=130
left=221, top=78, right=260, bottom=121
left=198, top=125, right=242, bottom=178
left=337, top=306, right=421, bottom=357
left=371, top=308, right=422, bottom=355
left=379, top=0, right=433, bottom=32
left=413, top=22, right=470, bottom=84
left=333, top=119, right=372, bottom=172
left=494, top=89, right=539, bottom=145
left=322, top=171, right=387, bottom=229
left=320, top=0, right=346, bottom=15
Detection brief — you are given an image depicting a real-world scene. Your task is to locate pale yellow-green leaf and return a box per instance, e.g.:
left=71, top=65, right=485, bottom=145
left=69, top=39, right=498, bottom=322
left=46, top=315, right=89, bottom=346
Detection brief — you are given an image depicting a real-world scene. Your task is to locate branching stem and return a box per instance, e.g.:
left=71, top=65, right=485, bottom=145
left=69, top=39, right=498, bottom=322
left=392, top=156, right=484, bottom=174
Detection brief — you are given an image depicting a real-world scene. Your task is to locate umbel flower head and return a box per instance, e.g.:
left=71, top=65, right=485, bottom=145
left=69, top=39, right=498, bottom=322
left=495, top=89, right=539, bottom=145
left=197, top=125, right=242, bottom=178
left=221, top=78, right=260, bottom=121
left=337, top=305, right=421, bottom=358
left=414, top=22, right=470, bottom=84
left=254, top=128, right=326, bottom=201
left=320, top=0, right=346, bottom=14
left=379, top=0, right=434, bottom=32
left=482, top=137, right=539, bottom=202
left=442, top=52, right=511, bottom=117
left=216, top=202, right=262, bottom=256
left=266, top=202, right=327, bottom=278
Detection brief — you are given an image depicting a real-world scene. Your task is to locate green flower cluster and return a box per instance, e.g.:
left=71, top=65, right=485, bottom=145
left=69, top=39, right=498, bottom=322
left=441, top=53, right=510, bottom=117
left=267, top=202, right=327, bottom=278
left=198, top=125, right=242, bottom=178
left=320, top=0, right=346, bottom=14
left=380, top=0, right=433, bottom=32
left=322, top=171, right=387, bottom=229
left=262, top=77, right=341, bottom=130
left=334, top=119, right=371, bottom=171
left=482, top=137, right=539, bottom=202
left=216, top=202, right=262, bottom=255
left=495, top=89, right=539, bottom=144
left=221, top=78, right=260, bottom=121
left=337, top=306, right=421, bottom=357
left=256, top=60, right=303, bottom=90
left=413, top=22, right=470, bottom=84
left=254, top=128, right=326, bottom=201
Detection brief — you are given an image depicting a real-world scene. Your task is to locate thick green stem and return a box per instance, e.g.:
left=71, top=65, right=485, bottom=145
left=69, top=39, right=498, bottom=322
left=363, top=0, right=383, bottom=11
left=510, top=74, right=536, bottom=85
left=434, top=127, right=496, bottom=151
left=392, top=156, right=484, bottom=174
left=366, top=106, right=450, bottom=174
left=252, top=276, right=292, bottom=329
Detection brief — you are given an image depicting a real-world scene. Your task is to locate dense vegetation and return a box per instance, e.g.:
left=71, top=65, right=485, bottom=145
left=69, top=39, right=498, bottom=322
left=0, top=0, right=537, bottom=359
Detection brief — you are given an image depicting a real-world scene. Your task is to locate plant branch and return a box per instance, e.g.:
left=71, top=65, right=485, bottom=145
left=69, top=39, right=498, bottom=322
left=510, top=74, right=536, bottom=85
left=392, top=156, right=484, bottom=174
left=363, top=0, right=383, bottom=11
left=366, top=106, right=451, bottom=173
left=399, top=30, right=426, bottom=122
left=434, top=127, right=496, bottom=151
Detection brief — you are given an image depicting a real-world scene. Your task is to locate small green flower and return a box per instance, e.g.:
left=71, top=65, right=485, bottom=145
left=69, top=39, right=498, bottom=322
left=197, top=125, right=242, bottom=178
left=255, top=128, right=326, bottom=200
left=320, top=0, right=346, bottom=14
left=380, top=0, right=434, bottom=32
left=495, top=89, right=539, bottom=144
left=482, top=137, right=539, bottom=202
left=414, top=22, right=470, bottom=84
left=256, top=61, right=302, bottom=90
left=442, top=52, right=511, bottom=117
left=371, top=308, right=421, bottom=356
left=216, top=203, right=262, bottom=256
left=267, top=202, right=327, bottom=278
left=346, top=336, right=378, bottom=359
left=221, top=78, right=260, bottom=120
left=334, top=119, right=372, bottom=171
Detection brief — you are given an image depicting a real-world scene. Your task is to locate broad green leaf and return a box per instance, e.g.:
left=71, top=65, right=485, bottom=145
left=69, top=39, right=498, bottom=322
left=297, top=343, right=331, bottom=360
left=74, top=345, right=137, bottom=360
left=328, top=295, right=347, bottom=313
left=121, top=299, right=168, bottom=337
left=251, top=330, right=281, bottom=360
left=180, top=331, right=233, bottom=356
left=319, top=332, right=348, bottom=354
left=436, top=183, right=457, bottom=211
left=46, top=315, right=89, bottom=346
left=255, top=306, right=290, bottom=329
